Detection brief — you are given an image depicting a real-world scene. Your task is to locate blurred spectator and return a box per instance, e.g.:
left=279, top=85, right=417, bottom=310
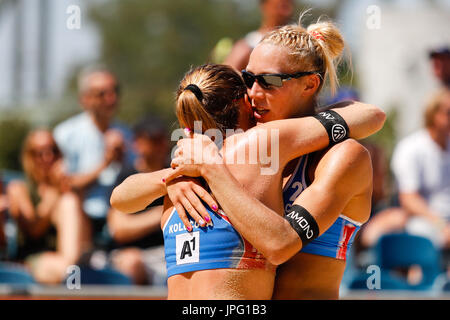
left=429, top=46, right=450, bottom=89
left=0, top=175, right=7, bottom=255
left=53, top=66, right=135, bottom=250
left=390, top=89, right=450, bottom=252
left=356, top=142, right=407, bottom=251
left=107, top=115, right=170, bottom=285
left=222, top=0, right=294, bottom=71
left=324, top=86, right=360, bottom=106
left=118, top=115, right=170, bottom=177
left=6, top=129, right=91, bottom=284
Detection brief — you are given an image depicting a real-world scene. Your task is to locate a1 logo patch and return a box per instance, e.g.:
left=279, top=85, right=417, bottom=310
left=176, top=231, right=200, bottom=265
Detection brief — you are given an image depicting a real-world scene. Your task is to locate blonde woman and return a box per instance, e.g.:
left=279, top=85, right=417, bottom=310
left=164, top=17, right=378, bottom=299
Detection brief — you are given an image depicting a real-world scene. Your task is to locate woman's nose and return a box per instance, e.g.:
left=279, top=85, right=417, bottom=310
left=247, top=82, right=264, bottom=102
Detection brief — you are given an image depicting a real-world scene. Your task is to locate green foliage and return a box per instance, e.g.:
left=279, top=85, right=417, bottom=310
left=0, top=116, right=31, bottom=171
left=85, top=0, right=259, bottom=125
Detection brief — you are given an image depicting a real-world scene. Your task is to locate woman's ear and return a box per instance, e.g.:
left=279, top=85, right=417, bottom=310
left=302, top=74, right=321, bottom=97
left=243, top=94, right=252, bottom=110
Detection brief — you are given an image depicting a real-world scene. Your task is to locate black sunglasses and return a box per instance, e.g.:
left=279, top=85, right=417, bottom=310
left=241, top=70, right=321, bottom=89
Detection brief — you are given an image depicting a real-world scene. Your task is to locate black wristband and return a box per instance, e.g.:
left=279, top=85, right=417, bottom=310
left=313, top=110, right=349, bottom=146
left=284, top=204, right=319, bottom=247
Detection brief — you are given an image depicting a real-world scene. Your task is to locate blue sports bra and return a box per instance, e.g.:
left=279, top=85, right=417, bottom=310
left=283, top=155, right=361, bottom=260
left=163, top=205, right=275, bottom=278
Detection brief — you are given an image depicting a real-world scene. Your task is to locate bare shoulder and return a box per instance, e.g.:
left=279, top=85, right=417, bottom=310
left=314, top=139, right=372, bottom=188
left=318, top=139, right=371, bottom=169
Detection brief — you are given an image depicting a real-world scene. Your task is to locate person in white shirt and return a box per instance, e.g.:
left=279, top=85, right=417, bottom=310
left=54, top=66, right=135, bottom=248
left=389, top=89, right=450, bottom=248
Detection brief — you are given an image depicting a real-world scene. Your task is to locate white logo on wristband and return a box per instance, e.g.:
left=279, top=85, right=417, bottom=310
left=332, top=124, right=347, bottom=142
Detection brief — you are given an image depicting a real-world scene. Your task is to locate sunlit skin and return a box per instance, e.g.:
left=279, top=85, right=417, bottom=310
left=245, top=41, right=371, bottom=299
left=246, top=43, right=321, bottom=122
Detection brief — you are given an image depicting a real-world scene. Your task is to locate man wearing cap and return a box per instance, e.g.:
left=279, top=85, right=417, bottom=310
left=430, top=46, right=450, bottom=88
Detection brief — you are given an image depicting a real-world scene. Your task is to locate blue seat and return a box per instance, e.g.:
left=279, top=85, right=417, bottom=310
left=443, top=279, right=450, bottom=292
left=348, top=233, right=441, bottom=291
left=75, top=267, right=132, bottom=285
left=348, top=269, right=411, bottom=290
left=0, top=262, right=35, bottom=285
left=376, top=233, right=441, bottom=290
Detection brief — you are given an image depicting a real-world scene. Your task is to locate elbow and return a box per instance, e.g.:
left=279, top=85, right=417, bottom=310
left=110, top=187, right=133, bottom=214
left=264, top=238, right=301, bottom=266
left=265, top=252, right=289, bottom=266
left=377, top=109, right=386, bottom=130
left=371, top=105, right=386, bottom=131
left=265, top=248, right=292, bottom=266
left=109, top=188, right=121, bottom=211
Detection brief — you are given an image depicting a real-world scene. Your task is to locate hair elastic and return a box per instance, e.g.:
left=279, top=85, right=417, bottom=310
left=309, top=30, right=324, bottom=41
left=184, top=84, right=204, bottom=101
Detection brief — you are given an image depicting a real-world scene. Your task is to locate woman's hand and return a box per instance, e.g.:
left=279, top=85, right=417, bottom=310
left=104, top=129, right=125, bottom=164
left=49, top=159, right=71, bottom=193
left=166, top=177, right=218, bottom=231
left=37, top=184, right=60, bottom=220
left=165, top=131, right=223, bottom=183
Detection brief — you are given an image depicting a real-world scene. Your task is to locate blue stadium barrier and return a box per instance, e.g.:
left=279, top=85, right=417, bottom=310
left=0, top=262, right=35, bottom=285
left=66, top=266, right=133, bottom=285
left=348, top=269, right=411, bottom=290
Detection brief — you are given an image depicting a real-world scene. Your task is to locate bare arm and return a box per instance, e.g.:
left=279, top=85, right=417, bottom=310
left=6, top=181, right=57, bottom=239
left=255, top=101, right=385, bottom=168
left=65, top=160, right=110, bottom=191
left=399, top=192, right=446, bottom=226
left=107, top=206, right=163, bottom=244
left=165, top=101, right=384, bottom=228
left=110, top=168, right=172, bottom=214
left=199, top=140, right=372, bottom=265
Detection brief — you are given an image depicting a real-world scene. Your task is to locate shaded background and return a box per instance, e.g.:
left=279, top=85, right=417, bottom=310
left=0, top=0, right=447, bottom=174
left=0, top=0, right=449, bottom=299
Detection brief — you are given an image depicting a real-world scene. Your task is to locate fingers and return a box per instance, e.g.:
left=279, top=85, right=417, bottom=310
left=164, top=167, right=183, bottom=184
left=174, top=146, right=182, bottom=158
left=184, top=189, right=213, bottom=226
left=180, top=197, right=207, bottom=228
left=191, top=183, right=218, bottom=215
left=173, top=202, right=192, bottom=232
left=170, top=156, right=183, bottom=168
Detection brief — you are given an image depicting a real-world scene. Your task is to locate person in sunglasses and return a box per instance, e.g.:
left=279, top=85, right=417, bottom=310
left=6, top=129, right=91, bottom=283
left=111, top=63, right=385, bottom=298
left=161, top=18, right=380, bottom=299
